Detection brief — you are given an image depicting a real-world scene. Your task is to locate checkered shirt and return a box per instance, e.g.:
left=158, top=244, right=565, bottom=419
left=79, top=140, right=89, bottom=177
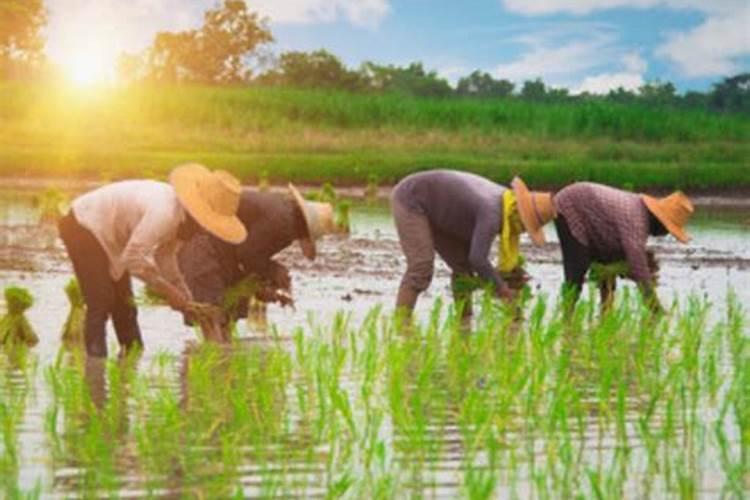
left=554, top=182, right=652, bottom=283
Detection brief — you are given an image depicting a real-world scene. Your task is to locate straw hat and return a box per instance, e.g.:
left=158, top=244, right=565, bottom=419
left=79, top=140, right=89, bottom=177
left=641, top=192, right=694, bottom=243
left=169, top=164, right=247, bottom=244
left=511, top=176, right=556, bottom=246
left=288, top=183, right=338, bottom=260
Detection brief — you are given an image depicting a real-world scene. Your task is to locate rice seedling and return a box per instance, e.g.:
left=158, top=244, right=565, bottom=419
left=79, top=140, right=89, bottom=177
left=60, top=278, right=85, bottom=345
left=21, top=287, right=745, bottom=497
left=0, top=286, right=38, bottom=346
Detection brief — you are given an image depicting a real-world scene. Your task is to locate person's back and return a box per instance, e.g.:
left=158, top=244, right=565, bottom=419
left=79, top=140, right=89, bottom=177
left=393, top=170, right=505, bottom=241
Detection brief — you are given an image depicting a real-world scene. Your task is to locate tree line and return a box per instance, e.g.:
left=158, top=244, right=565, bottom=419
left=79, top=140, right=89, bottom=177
left=1, top=0, right=748, bottom=114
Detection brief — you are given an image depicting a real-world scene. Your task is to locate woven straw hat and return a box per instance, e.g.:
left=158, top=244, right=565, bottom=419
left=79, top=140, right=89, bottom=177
left=641, top=192, right=694, bottom=243
left=169, top=164, right=247, bottom=244
left=288, top=183, right=338, bottom=260
left=511, top=176, right=556, bottom=246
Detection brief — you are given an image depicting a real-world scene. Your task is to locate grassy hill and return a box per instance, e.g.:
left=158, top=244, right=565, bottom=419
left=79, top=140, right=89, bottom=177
left=1, top=82, right=748, bottom=189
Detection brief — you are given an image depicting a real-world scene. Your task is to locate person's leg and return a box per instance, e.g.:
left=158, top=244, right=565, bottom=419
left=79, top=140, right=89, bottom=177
left=433, top=231, right=474, bottom=322
left=554, top=215, right=591, bottom=310
left=58, top=212, right=116, bottom=357
left=391, top=197, right=435, bottom=317
left=111, top=272, right=144, bottom=353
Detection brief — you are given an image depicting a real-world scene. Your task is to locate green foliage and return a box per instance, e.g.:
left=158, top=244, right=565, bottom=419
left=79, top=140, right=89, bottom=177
left=118, top=0, right=272, bottom=84
left=259, top=49, right=364, bottom=91
left=1, top=83, right=748, bottom=189
left=0, top=0, right=46, bottom=77
left=36, top=187, right=67, bottom=224
left=0, top=286, right=37, bottom=346
left=456, top=70, right=514, bottom=98
left=61, top=278, right=85, bottom=344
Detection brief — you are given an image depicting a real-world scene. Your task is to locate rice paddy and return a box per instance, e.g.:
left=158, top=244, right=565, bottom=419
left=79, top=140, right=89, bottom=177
left=0, top=291, right=747, bottom=498
left=1, top=188, right=748, bottom=498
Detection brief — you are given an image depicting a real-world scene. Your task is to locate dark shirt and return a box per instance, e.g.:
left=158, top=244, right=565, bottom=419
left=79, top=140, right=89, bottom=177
left=178, top=189, right=304, bottom=303
left=393, top=169, right=506, bottom=289
left=554, top=182, right=652, bottom=283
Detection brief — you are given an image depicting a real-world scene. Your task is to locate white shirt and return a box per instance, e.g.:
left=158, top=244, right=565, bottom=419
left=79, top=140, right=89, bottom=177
left=72, top=180, right=190, bottom=296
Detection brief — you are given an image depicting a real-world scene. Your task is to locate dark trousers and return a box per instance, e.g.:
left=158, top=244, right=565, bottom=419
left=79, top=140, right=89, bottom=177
left=392, top=197, right=475, bottom=317
left=58, top=212, right=143, bottom=357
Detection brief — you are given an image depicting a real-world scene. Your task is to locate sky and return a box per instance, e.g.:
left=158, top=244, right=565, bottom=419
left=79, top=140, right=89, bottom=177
left=44, top=0, right=750, bottom=93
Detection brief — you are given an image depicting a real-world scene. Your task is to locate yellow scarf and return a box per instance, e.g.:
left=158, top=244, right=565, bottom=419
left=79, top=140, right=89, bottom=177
left=498, top=189, right=524, bottom=273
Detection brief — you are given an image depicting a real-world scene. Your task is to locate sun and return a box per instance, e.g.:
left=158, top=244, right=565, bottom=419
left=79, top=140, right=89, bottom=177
left=66, top=49, right=112, bottom=86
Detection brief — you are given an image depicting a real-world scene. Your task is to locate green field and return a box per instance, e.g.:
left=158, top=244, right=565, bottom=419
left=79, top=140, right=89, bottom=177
left=1, top=82, right=748, bottom=189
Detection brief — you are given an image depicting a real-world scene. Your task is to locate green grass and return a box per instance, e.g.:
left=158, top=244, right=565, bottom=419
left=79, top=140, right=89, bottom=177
left=0, top=81, right=748, bottom=189
left=27, top=293, right=749, bottom=497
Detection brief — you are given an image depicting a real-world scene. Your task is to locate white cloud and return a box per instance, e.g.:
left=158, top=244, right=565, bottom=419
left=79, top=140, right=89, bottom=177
left=656, top=12, right=750, bottom=77
left=572, top=51, right=646, bottom=94
left=501, top=1, right=744, bottom=16
left=253, top=0, right=391, bottom=29
left=500, top=1, right=750, bottom=78
left=492, top=25, right=624, bottom=84
left=45, top=0, right=391, bottom=66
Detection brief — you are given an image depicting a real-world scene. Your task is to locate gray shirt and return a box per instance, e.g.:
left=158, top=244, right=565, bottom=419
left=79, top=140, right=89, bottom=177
left=393, top=169, right=506, bottom=289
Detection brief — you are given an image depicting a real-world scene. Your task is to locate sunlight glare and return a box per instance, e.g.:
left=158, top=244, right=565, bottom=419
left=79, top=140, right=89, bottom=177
left=67, top=49, right=111, bottom=86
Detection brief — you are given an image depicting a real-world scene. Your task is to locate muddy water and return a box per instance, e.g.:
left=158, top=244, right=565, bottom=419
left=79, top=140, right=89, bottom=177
left=0, top=187, right=748, bottom=497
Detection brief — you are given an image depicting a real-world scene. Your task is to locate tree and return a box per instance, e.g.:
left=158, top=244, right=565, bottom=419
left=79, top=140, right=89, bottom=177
left=709, top=73, right=750, bottom=113
left=520, top=78, right=547, bottom=100
left=638, top=81, right=676, bottom=106
left=455, top=70, right=514, bottom=98
left=125, top=0, right=273, bottom=84
left=258, top=49, right=364, bottom=91
left=0, top=0, right=46, bottom=78
left=359, top=61, right=452, bottom=97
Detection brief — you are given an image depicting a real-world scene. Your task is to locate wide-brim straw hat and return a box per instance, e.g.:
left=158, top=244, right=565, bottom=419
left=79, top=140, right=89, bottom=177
left=641, top=192, right=694, bottom=243
left=511, top=176, right=556, bottom=246
left=169, top=163, right=247, bottom=244
left=288, top=183, right=338, bottom=260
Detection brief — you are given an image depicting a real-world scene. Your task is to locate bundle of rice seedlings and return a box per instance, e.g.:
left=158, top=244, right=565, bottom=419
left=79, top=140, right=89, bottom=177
left=0, top=286, right=38, bottom=346
left=334, top=200, right=352, bottom=234
left=37, top=188, right=68, bottom=225
left=61, top=278, right=85, bottom=344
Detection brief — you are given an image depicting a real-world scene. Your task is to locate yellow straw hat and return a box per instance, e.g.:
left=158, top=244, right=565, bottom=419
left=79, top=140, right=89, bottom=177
left=169, top=164, right=247, bottom=244
left=288, top=183, right=338, bottom=260
left=641, top=191, right=694, bottom=243
left=511, top=176, right=556, bottom=246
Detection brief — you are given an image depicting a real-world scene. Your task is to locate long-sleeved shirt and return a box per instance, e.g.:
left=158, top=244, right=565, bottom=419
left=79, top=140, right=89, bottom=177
left=72, top=180, right=190, bottom=296
left=178, top=189, right=305, bottom=302
left=553, top=182, right=652, bottom=283
left=393, top=169, right=506, bottom=290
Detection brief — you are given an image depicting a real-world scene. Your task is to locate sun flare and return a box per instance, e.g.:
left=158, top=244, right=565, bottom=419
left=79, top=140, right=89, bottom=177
left=65, top=49, right=112, bottom=86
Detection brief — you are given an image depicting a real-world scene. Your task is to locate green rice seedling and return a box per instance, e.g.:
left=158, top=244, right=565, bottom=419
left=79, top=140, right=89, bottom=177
left=365, top=174, right=379, bottom=204
left=60, top=278, right=85, bottom=345
left=36, top=188, right=68, bottom=225
left=0, top=287, right=38, bottom=347
left=257, top=170, right=270, bottom=192
left=311, top=182, right=338, bottom=204
left=334, top=200, right=352, bottom=234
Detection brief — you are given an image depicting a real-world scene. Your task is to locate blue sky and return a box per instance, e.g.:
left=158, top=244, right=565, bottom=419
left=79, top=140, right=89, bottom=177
left=45, top=0, right=750, bottom=93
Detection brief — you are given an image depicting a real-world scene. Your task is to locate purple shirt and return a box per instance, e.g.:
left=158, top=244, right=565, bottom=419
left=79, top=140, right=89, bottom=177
left=393, top=170, right=506, bottom=289
left=554, top=182, right=652, bottom=283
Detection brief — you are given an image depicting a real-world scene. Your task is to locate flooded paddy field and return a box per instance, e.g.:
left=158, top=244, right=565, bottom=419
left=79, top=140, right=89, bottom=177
left=0, top=185, right=748, bottom=498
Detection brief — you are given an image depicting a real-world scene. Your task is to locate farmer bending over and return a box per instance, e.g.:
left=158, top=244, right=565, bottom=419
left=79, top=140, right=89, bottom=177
left=58, top=164, right=246, bottom=357
left=178, top=184, right=344, bottom=336
left=553, top=182, right=694, bottom=313
left=391, top=170, right=555, bottom=322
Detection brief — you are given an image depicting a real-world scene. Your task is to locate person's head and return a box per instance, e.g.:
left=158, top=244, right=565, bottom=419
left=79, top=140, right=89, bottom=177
left=511, top=176, right=556, bottom=246
left=169, top=163, right=247, bottom=244
left=641, top=191, right=694, bottom=243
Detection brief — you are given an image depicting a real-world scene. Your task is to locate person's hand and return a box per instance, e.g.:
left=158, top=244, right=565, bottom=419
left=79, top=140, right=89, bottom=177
left=268, top=262, right=292, bottom=291
left=497, top=284, right=517, bottom=303
left=165, top=288, right=190, bottom=312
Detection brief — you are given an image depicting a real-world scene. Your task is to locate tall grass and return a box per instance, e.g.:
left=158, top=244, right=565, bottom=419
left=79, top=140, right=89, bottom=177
left=0, top=82, right=748, bottom=189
